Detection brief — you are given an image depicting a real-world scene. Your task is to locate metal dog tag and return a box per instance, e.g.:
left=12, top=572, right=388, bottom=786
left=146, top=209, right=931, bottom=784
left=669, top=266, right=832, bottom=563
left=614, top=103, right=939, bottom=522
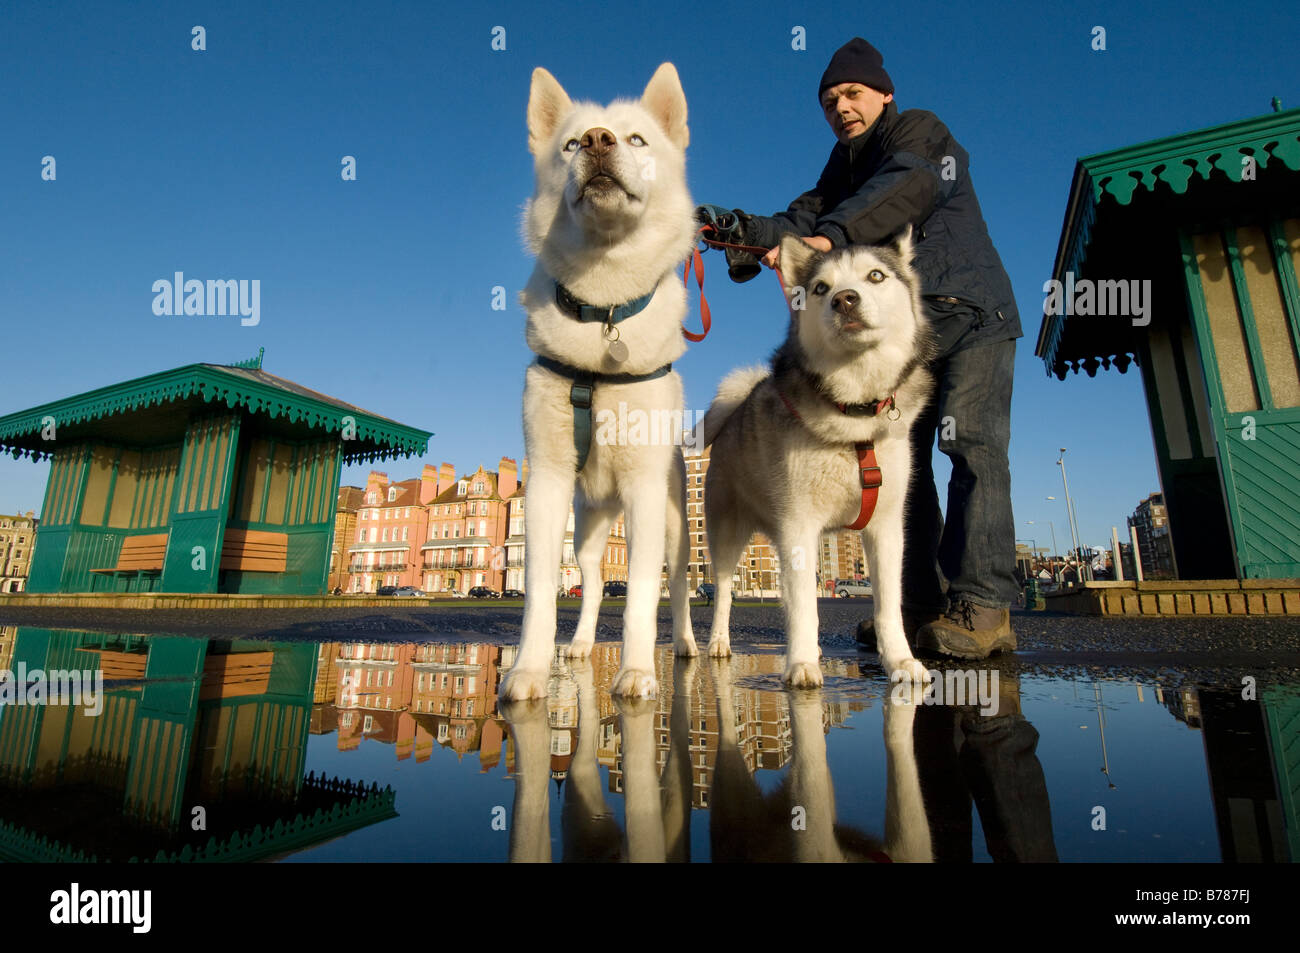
left=604, top=321, right=628, bottom=363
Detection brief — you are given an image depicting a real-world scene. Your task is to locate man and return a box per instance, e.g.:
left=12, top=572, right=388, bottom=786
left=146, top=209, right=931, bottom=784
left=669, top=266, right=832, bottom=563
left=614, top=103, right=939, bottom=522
left=701, top=37, right=1020, bottom=658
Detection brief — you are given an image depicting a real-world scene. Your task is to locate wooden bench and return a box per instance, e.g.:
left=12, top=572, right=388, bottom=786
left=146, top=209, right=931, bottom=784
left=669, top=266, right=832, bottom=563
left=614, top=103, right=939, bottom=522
left=75, top=647, right=274, bottom=699
left=220, top=528, right=288, bottom=573
left=75, top=646, right=149, bottom=682
left=200, top=651, right=274, bottom=699
left=90, top=533, right=169, bottom=574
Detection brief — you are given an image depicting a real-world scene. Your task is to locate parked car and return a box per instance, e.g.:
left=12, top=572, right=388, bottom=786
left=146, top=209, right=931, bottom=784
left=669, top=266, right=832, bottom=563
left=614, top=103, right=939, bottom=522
left=602, top=580, right=628, bottom=597
left=468, top=586, right=500, bottom=599
left=442, top=588, right=467, bottom=599
left=376, top=585, right=398, bottom=596
left=392, top=586, right=424, bottom=597
left=502, top=589, right=525, bottom=599
left=696, top=583, right=716, bottom=601
left=566, top=585, right=583, bottom=597
left=834, top=578, right=873, bottom=598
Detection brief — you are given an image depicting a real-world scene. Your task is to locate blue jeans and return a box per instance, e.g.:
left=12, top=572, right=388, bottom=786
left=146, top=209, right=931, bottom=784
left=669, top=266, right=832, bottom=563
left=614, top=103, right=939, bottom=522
left=904, top=304, right=1019, bottom=610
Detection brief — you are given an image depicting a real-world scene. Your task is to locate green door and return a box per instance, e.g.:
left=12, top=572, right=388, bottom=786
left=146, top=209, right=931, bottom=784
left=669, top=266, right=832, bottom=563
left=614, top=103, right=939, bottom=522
left=1181, top=219, right=1300, bottom=577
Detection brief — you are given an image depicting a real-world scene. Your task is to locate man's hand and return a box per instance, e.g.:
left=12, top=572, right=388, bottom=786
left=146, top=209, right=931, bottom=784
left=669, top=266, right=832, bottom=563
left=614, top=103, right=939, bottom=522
left=762, top=235, right=832, bottom=269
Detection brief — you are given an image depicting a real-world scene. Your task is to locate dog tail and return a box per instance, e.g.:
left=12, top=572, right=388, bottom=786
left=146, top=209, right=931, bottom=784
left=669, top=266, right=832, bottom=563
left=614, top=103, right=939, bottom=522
left=701, top=365, right=768, bottom=446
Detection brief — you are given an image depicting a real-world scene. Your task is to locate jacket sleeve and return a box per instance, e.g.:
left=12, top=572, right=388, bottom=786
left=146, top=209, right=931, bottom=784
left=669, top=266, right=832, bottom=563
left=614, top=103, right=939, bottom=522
left=814, top=149, right=944, bottom=248
left=741, top=150, right=844, bottom=250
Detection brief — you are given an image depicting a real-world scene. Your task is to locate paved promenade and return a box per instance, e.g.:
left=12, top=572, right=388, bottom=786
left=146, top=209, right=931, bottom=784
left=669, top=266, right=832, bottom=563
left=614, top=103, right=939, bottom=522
left=3, top=598, right=1298, bottom=692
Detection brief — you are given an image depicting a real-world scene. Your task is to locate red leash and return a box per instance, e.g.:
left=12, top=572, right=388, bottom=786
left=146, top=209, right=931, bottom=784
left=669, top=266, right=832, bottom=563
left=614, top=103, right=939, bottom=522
left=681, top=225, right=789, bottom=342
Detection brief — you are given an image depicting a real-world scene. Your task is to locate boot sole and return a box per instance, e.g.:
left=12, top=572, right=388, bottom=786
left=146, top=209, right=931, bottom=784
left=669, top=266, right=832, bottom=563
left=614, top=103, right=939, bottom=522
left=916, top=632, right=1017, bottom=660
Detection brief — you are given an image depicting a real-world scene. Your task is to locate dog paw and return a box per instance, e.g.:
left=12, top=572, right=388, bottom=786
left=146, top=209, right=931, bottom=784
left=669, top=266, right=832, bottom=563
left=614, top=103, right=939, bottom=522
left=499, top=668, right=550, bottom=701
left=564, top=638, right=594, bottom=659
left=674, top=635, right=699, bottom=657
left=783, top=661, right=824, bottom=689
left=885, top=656, right=928, bottom=684
left=610, top=667, right=658, bottom=698
left=707, top=637, right=731, bottom=658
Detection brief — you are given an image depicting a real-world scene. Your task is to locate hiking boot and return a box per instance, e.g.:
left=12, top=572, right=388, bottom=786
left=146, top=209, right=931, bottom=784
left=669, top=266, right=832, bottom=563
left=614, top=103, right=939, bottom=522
left=855, top=607, right=945, bottom=650
left=915, top=598, right=1016, bottom=660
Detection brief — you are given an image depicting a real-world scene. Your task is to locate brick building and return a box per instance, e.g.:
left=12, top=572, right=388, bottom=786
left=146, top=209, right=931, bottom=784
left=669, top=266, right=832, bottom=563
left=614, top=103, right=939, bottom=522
left=818, top=528, right=868, bottom=594
left=421, top=459, right=516, bottom=594
left=346, top=471, right=433, bottom=593
left=0, top=511, right=37, bottom=593
left=328, top=486, right=364, bottom=592
left=1128, top=492, right=1176, bottom=578
left=684, top=446, right=780, bottom=596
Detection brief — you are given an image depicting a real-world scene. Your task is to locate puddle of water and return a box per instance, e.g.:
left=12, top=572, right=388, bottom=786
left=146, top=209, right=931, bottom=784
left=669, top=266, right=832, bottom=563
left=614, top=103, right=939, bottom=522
left=0, top=626, right=1294, bottom=862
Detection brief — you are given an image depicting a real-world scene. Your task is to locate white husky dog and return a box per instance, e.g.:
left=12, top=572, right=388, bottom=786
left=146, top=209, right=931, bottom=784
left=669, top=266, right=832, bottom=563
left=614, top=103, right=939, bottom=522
left=702, top=232, right=933, bottom=687
left=499, top=64, right=699, bottom=701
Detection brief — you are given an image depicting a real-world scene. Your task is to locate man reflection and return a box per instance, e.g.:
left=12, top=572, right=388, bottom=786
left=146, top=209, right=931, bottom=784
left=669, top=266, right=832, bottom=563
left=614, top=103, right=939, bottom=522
left=912, top=668, right=1058, bottom=861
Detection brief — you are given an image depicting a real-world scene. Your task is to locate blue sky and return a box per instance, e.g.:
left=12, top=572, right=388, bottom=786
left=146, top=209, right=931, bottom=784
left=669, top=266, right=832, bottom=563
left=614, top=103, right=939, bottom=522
left=1, top=0, right=1296, bottom=553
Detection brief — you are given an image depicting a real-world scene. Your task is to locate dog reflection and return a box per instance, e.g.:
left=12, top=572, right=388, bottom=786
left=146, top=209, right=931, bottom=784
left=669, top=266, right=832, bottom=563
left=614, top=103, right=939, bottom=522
left=500, top=653, right=930, bottom=862
left=708, top=659, right=931, bottom=863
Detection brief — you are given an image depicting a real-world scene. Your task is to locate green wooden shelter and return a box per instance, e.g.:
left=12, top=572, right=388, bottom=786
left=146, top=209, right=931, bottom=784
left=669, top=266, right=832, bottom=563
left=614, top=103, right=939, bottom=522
left=1036, top=104, right=1300, bottom=579
left=0, top=627, right=397, bottom=862
left=0, top=352, right=431, bottom=595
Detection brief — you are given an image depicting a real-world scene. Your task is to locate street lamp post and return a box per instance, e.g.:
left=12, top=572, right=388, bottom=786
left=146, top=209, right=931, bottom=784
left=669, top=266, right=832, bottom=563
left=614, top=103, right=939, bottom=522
left=1057, top=450, right=1088, bottom=583
left=1033, top=516, right=1062, bottom=582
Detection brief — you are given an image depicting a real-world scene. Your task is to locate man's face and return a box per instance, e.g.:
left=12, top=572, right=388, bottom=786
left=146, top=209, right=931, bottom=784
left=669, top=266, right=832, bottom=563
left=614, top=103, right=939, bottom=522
left=821, top=82, right=894, bottom=142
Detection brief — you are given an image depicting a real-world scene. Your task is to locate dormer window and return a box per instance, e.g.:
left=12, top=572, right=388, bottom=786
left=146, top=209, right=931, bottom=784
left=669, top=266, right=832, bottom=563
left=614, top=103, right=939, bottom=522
left=458, top=481, right=468, bottom=495
left=474, top=481, right=485, bottom=494
left=388, top=487, right=397, bottom=502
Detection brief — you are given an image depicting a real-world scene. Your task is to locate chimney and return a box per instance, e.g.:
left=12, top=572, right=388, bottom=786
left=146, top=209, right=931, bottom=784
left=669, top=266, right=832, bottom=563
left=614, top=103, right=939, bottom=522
left=520, top=458, right=528, bottom=489
left=420, top=464, right=439, bottom=505
left=367, top=471, right=389, bottom=496
left=498, top=457, right=518, bottom=499
left=438, top=462, right=456, bottom=496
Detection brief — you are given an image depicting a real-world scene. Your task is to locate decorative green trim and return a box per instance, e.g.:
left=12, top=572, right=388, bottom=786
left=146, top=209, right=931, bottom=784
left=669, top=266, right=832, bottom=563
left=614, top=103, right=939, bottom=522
left=230, top=347, right=265, bottom=370
left=1179, top=228, right=1245, bottom=578
left=1086, top=106, right=1300, bottom=207
left=101, top=447, right=121, bottom=528
left=1225, top=227, right=1273, bottom=410
left=1038, top=107, right=1300, bottom=376
left=0, top=362, right=431, bottom=464
left=260, top=438, right=276, bottom=523
left=210, top=414, right=242, bottom=576
left=1268, top=218, right=1300, bottom=360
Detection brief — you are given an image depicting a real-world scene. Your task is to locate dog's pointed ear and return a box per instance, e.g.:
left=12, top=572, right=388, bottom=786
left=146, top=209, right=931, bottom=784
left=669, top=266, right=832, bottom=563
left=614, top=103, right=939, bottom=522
left=778, top=234, right=821, bottom=299
left=893, top=225, right=916, bottom=267
left=528, top=67, right=573, bottom=156
left=641, top=62, right=689, bottom=150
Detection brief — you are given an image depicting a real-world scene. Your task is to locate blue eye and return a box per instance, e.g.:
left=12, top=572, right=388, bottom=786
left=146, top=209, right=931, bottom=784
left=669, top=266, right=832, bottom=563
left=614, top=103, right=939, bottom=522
left=628, top=133, right=646, bottom=146
left=563, top=138, right=580, bottom=152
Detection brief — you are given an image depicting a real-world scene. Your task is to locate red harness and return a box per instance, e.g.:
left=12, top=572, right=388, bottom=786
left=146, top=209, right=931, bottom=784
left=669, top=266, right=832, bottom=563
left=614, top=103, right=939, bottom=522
left=777, top=389, right=892, bottom=530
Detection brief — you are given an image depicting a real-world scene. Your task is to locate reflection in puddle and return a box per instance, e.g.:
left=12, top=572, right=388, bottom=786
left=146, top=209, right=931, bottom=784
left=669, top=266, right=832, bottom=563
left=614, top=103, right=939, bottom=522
left=0, top=625, right=1295, bottom=862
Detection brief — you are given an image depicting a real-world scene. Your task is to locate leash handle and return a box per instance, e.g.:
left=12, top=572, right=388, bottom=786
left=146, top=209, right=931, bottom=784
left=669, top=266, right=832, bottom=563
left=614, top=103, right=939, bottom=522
left=681, top=228, right=712, bottom=342
left=696, top=224, right=789, bottom=297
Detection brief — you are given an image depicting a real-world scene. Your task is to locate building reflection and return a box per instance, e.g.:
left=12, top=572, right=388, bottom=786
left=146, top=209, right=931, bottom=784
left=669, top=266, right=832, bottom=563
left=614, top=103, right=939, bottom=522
left=0, top=627, right=396, bottom=862
left=1161, top=682, right=1298, bottom=862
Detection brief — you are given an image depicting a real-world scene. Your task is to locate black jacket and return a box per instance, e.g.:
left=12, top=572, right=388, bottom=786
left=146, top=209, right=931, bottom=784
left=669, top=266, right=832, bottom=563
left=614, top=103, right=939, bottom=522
left=746, top=101, right=1022, bottom=344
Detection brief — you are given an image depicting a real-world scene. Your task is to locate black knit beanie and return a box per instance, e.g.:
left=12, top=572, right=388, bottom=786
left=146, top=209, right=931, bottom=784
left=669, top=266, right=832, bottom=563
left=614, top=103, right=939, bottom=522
left=818, top=37, right=894, bottom=98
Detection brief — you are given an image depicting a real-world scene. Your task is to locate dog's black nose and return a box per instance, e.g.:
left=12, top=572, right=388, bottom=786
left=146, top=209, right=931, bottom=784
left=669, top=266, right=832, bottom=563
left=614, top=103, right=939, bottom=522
left=580, top=127, right=617, bottom=156
left=831, top=289, right=859, bottom=314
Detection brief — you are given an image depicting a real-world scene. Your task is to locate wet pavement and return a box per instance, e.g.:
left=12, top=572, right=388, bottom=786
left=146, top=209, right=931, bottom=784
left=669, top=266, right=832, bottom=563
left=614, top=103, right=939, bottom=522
left=0, top=602, right=1296, bottom=862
